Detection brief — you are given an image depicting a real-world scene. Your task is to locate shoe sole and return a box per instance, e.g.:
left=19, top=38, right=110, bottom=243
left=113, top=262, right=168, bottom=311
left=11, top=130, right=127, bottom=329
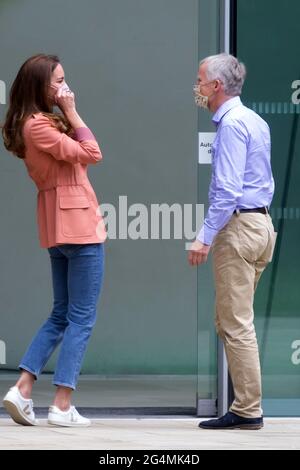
left=48, top=419, right=91, bottom=428
left=199, top=423, right=264, bottom=430
left=3, top=398, right=37, bottom=426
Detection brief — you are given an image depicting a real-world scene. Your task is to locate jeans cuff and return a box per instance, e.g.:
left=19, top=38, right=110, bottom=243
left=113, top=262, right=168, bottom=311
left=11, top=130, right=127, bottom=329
left=19, top=364, right=38, bottom=380
left=53, top=380, right=76, bottom=390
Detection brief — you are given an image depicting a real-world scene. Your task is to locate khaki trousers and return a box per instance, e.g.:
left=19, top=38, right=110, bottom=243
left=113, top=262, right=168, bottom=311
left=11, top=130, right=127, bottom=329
left=212, top=212, right=276, bottom=418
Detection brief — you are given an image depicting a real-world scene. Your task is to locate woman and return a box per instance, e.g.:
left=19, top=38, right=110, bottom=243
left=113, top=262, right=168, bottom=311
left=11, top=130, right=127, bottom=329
left=1, top=54, right=106, bottom=427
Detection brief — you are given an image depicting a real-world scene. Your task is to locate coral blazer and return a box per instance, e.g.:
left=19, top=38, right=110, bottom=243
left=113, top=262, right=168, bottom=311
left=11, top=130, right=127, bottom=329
left=22, top=113, right=107, bottom=248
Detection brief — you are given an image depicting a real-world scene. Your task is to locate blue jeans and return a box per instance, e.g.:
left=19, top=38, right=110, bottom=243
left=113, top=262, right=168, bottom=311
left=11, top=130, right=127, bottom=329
left=19, top=243, right=104, bottom=389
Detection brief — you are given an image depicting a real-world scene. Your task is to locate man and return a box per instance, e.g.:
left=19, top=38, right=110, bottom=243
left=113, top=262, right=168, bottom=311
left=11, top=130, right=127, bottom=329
left=190, top=53, right=276, bottom=430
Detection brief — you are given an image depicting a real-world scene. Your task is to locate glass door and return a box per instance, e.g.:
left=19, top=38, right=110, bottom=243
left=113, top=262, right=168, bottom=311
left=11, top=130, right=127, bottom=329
left=236, top=0, right=300, bottom=416
left=0, top=0, right=216, bottom=414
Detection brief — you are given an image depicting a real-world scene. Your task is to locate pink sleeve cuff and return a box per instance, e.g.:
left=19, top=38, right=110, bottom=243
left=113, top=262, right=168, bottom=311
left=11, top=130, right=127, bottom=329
left=73, top=127, right=96, bottom=142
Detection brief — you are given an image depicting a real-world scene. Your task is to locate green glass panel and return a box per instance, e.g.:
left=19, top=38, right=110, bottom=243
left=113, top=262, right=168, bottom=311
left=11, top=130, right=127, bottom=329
left=237, top=0, right=300, bottom=416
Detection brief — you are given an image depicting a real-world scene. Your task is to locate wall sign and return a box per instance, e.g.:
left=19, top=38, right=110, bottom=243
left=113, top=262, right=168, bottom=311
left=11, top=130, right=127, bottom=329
left=198, top=132, right=215, bottom=164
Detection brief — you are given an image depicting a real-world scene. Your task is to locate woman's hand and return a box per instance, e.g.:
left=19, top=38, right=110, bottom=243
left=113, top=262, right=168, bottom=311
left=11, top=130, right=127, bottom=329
left=55, top=87, right=76, bottom=114
left=55, top=87, right=87, bottom=129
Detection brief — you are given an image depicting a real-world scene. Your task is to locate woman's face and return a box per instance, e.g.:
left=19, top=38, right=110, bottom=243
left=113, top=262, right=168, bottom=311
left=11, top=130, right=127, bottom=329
left=48, top=63, right=66, bottom=105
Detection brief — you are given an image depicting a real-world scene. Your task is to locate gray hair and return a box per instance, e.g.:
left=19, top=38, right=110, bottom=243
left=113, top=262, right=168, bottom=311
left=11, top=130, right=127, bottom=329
left=200, top=53, right=247, bottom=96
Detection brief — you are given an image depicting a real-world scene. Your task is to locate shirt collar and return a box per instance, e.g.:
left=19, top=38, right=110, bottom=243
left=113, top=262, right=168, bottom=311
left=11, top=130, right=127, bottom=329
left=212, top=96, right=242, bottom=125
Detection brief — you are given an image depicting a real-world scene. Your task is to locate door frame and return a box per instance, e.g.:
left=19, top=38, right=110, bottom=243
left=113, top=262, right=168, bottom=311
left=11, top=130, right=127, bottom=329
left=196, top=0, right=237, bottom=417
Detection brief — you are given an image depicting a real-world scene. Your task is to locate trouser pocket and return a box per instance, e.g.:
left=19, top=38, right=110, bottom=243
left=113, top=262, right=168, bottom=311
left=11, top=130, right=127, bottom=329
left=265, top=229, right=277, bottom=263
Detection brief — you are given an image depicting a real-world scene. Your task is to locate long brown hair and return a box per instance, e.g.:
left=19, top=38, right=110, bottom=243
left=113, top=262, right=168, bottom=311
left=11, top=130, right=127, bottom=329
left=2, top=54, right=72, bottom=159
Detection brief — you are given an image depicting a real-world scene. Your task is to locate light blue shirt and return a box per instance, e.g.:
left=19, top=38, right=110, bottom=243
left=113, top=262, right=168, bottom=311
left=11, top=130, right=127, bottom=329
left=197, top=96, right=275, bottom=245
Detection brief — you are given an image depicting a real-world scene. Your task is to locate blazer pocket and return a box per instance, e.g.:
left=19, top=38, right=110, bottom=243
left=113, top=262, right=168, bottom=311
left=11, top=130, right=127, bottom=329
left=59, top=195, right=93, bottom=237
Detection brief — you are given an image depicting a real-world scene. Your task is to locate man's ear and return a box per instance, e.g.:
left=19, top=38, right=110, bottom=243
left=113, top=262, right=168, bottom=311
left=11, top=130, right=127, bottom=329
left=214, top=80, right=222, bottom=91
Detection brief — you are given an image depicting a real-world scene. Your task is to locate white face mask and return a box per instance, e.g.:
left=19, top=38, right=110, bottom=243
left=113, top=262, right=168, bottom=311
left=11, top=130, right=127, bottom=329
left=50, top=81, right=70, bottom=93
left=49, top=82, right=71, bottom=104
left=59, top=82, right=70, bottom=93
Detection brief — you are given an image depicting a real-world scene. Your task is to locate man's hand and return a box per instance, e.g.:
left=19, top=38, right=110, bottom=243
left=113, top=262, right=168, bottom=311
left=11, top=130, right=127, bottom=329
left=188, top=240, right=211, bottom=266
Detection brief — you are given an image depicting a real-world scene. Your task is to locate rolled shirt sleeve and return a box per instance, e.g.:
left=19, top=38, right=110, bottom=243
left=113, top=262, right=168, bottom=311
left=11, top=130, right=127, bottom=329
left=29, top=114, right=102, bottom=165
left=73, top=127, right=96, bottom=142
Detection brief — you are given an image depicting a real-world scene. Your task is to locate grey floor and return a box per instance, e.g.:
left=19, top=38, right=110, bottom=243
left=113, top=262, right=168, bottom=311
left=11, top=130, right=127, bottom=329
left=1, top=417, right=300, bottom=450
left=1, top=373, right=300, bottom=449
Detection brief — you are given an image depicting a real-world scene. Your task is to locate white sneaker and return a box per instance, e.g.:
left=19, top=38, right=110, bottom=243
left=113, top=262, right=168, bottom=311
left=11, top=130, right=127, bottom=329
left=3, top=386, right=39, bottom=426
left=48, top=405, right=91, bottom=427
